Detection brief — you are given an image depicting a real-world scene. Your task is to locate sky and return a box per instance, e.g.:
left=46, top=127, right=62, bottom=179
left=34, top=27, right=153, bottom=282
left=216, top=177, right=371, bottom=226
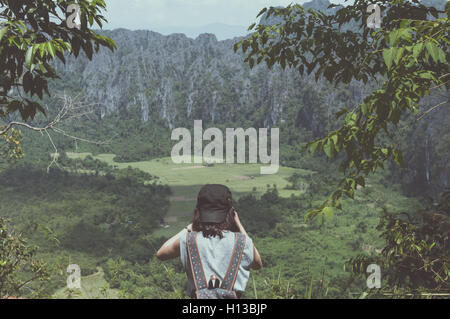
left=101, top=0, right=350, bottom=38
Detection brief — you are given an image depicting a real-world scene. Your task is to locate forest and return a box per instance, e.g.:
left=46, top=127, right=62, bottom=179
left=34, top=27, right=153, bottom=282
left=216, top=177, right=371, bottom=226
left=0, top=0, right=449, bottom=299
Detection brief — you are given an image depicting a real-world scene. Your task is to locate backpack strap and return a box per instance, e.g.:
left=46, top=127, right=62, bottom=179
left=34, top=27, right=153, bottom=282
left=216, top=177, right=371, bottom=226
left=186, top=231, right=208, bottom=290
left=221, top=232, right=247, bottom=291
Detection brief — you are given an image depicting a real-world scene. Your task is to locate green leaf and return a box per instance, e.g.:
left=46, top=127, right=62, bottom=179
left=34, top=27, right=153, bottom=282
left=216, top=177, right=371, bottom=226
left=425, top=41, right=439, bottom=63
left=22, top=72, right=33, bottom=93
left=71, top=37, right=81, bottom=56
left=393, top=150, right=405, bottom=168
left=249, top=58, right=255, bottom=69
left=412, top=43, right=423, bottom=59
left=309, top=141, right=319, bottom=155
left=331, top=134, right=338, bottom=146
left=383, top=48, right=396, bottom=70
left=322, top=206, right=334, bottom=220
left=389, top=30, right=400, bottom=46
left=242, top=41, right=249, bottom=53
left=437, top=47, right=446, bottom=63
left=257, top=7, right=268, bottom=18
left=361, top=103, right=368, bottom=115
left=7, top=101, right=22, bottom=113
left=418, top=71, right=433, bottom=80
left=25, top=46, right=34, bottom=69
left=0, top=26, right=8, bottom=42
left=82, top=40, right=93, bottom=60
left=394, top=47, right=404, bottom=65
left=323, top=139, right=333, bottom=158
left=399, top=28, right=412, bottom=43
left=46, top=42, right=56, bottom=59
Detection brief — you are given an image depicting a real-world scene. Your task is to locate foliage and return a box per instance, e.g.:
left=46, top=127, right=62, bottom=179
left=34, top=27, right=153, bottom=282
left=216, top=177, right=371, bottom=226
left=0, top=217, right=50, bottom=298
left=235, top=0, right=449, bottom=220
left=0, top=158, right=426, bottom=298
left=103, top=257, right=186, bottom=299
left=0, top=0, right=116, bottom=124
left=349, top=188, right=450, bottom=297
left=0, top=127, right=23, bottom=166
left=235, top=186, right=282, bottom=235
left=0, top=165, right=171, bottom=266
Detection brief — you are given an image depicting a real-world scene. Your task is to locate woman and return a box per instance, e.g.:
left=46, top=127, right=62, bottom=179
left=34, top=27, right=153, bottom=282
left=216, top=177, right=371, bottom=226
left=157, top=184, right=262, bottom=299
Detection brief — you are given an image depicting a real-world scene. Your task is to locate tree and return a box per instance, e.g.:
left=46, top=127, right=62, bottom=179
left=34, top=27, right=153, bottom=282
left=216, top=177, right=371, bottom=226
left=0, top=127, right=22, bottom=166
left=350, top=188, right=449, bottom=297
left=0, top=218, right=50, bottom=298
left=0, top=0, right=116, bottom=297
left=235, top=0, right=449, bottom=220
left=0, top=0, right=116, bottom=160
left=236, top=0, right=449, bottom=296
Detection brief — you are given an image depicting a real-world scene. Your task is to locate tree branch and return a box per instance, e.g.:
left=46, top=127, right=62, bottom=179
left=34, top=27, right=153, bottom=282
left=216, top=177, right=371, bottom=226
left=1, top=92, right=114, bottom=171
left=416, top=100, right=449, bottom=122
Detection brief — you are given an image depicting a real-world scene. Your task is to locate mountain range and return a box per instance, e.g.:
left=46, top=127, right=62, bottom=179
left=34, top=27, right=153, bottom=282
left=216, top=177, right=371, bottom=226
left=39, top=0, right=448, bottom=193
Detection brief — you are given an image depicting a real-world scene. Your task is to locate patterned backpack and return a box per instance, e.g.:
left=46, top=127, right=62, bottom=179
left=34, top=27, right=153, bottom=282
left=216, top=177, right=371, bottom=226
left=186, top=231, right=246, bottom=299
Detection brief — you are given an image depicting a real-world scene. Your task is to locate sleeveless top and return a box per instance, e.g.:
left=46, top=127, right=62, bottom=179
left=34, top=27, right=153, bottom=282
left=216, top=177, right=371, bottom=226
left=179, top=230, right=254, bottom=296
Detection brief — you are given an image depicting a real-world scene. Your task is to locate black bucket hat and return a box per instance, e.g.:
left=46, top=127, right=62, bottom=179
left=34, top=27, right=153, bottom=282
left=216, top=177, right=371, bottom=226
left=196, top=184, right=233, bottom=223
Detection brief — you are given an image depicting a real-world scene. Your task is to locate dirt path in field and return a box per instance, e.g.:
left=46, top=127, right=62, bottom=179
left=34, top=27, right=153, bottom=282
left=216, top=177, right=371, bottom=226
left=171, top=166, right=206, bottom=170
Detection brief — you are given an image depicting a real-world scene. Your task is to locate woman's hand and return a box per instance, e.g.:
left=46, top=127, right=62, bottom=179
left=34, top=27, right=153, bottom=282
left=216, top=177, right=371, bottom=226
left=233, top=210, right=262, bottom=269
left=233, top=210, right=241, bottom=226
left=233, top=210, right=247, bottom=236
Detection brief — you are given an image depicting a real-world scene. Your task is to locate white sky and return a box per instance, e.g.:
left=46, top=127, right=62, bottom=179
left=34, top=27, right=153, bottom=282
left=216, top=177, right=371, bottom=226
left=103, top=0, right=350, bottom=30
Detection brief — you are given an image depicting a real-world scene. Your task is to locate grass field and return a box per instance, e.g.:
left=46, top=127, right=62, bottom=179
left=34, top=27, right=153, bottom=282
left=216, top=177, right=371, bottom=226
left=66, top=152, right=314, bottom=236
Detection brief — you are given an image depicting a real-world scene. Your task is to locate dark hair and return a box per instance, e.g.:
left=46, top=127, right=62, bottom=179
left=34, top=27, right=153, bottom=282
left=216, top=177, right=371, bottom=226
left=192, top=206, right=239, bottom=238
